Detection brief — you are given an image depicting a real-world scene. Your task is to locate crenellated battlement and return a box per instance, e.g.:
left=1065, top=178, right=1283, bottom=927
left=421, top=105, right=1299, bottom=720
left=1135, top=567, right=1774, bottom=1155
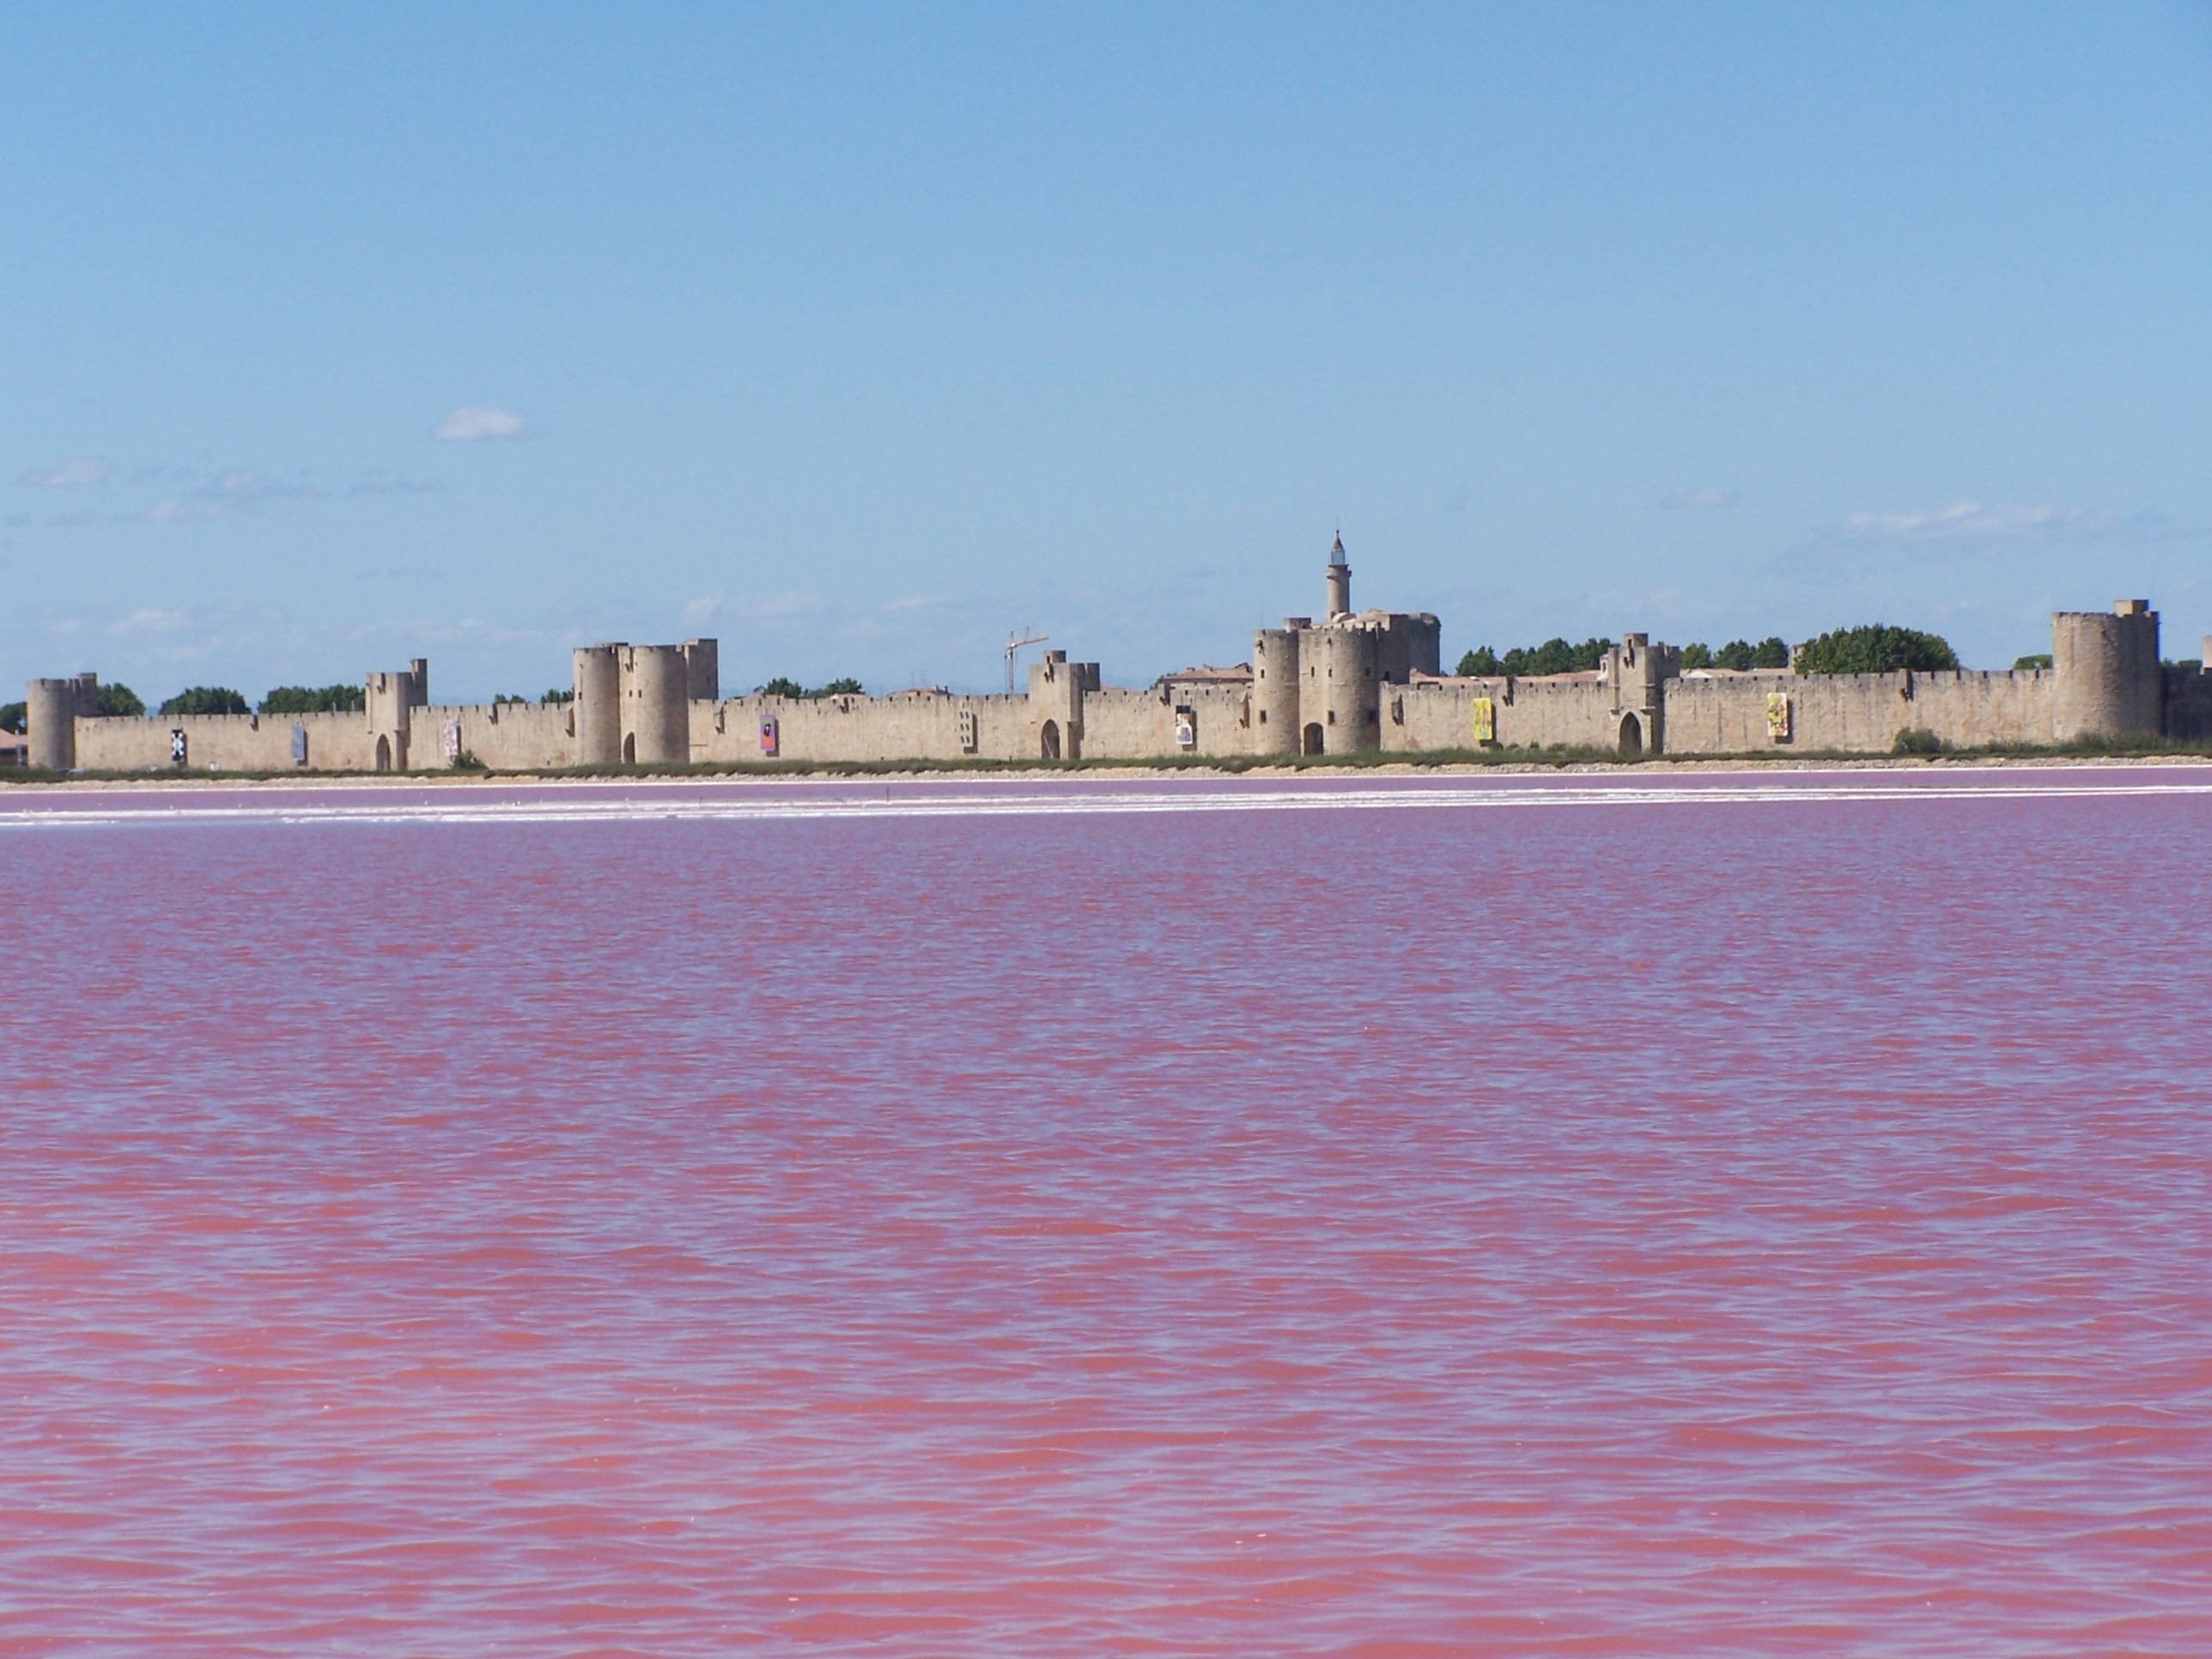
left=17, top=562, right=2197, bottom=772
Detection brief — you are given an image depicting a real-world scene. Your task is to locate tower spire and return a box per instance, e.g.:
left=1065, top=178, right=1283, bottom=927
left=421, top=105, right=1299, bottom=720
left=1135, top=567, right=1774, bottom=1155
left=1325, top=529, right=1352, bottom=618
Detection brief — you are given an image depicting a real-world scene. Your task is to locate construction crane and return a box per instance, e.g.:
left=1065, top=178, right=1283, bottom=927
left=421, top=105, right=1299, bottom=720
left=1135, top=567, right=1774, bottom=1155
left=1005, top=629, right=1048, bottom=695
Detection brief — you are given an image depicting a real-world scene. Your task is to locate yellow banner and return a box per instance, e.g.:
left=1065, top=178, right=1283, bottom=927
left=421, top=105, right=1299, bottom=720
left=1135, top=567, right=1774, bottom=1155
left=1471, top=696, right=1495, bottom=744
left=1765, top=692, right=1792, bottom=742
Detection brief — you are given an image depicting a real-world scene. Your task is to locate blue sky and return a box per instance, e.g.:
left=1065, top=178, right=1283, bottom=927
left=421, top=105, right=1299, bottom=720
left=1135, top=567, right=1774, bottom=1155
left=6, top=3, right=2210, bottom=702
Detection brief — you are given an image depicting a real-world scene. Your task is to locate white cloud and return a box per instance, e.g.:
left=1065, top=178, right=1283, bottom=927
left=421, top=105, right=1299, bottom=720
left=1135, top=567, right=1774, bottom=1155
left=19, top=458, right=111, bottom=489
left=434, top=405, right=533, bottom=441
left=1830, top=499, right=2190, bottom=549
left=144, top=468, right=319, bottom=525
left=144, top=498, right=235, bottom=526
left=744, top=592, right=825, bottom=623
left=114, top=607, right=188, bottom=635
left=1662, top=488, right=1739, bottom=511
left=347, top=472, right=446, bottom=499
left=685, top=593, right=724, bottom=622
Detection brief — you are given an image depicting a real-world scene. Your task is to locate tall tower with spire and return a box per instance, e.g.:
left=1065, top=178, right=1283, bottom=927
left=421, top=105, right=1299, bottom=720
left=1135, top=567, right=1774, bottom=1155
left=1325, top=531, right=1352, bottom=620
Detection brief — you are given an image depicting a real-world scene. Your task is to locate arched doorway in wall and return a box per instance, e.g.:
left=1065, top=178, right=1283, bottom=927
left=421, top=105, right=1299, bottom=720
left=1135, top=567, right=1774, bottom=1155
left=1041, top=720, right=1060, bottom=760
left=1302, top=723, right=1324, bottom=756
left=374, top=734, right=391, bottom=772
left=623, top=732, right=636, bottom=763
left=1619, top=714, right=1644, bottom=757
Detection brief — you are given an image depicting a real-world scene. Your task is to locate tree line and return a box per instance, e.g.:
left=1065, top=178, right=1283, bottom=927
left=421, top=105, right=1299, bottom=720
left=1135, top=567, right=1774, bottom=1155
left=1, top=684, right=374, bottom=728
left=1454, top=624, right=1958, bottom=678
left=159, top=684, right=372, bottom=715
left=755, top=677, right=865, bottom=699
left=4, top=678, right=874, bottom=732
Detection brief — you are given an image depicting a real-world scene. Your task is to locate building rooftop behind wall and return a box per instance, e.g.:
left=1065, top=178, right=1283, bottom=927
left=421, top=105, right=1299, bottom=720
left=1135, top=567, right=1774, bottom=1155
left=1334, top=607, right=1438, bottom=629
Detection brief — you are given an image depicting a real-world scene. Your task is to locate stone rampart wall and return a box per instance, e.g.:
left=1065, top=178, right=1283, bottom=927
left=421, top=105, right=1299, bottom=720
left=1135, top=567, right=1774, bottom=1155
left=2164, top=665, right=2212, bottom=743
left=692, top=692, right=1036, bottom=765
left=1079, top=683, right=1252, bottom=759
left=1179, top=683, right=1255, bottom=759
left=43, top=643, right=2202, bottom=773
left=1382, top=675, right=1626, bottom=754
left=70, top=702, right=577, bottom=773
left=686, top=684, right=1255, bottom=765
left=424, top=702, right=576, bottom=770
left=1382, top=667, right=2066, bottom=757
left=1663, top=669, right=2055, bottom=755
left=1070, top=688, right=1169, bottom=758
left=72, top=710, right=378, bottom=771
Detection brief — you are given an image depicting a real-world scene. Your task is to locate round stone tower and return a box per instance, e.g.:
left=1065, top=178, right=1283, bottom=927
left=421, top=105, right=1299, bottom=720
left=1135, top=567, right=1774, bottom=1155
left=1300, top=625, right=1380, bottom=756
left=26, top=673, right=95, bottom=771
left=573, top=644, right=623, bottom=766
left=1251, top=626, right=1303, bottom=756
left=622, top=644, right=690, bottom=765
left=1325, top=532, right=1352, bottom=621
left=2052, top=601, right=2161, bottom=743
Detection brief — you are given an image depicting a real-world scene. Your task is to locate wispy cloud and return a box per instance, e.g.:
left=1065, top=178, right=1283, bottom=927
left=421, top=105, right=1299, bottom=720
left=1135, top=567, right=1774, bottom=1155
left=144, top=468, right=320, bottom=525
left=18, top=458, right=111, bottom=489
left=1439, top=489, right=1470, bottom=514
left=14, top=451, right=458, bottom=529
left=1662, top=488, right=1739, bottom=511
left=743, top=592, right=826, bottom=623
left=114, top=607, right=189, bottom=635
left=433, top=406, right=533, bottom=441
left=1829, top=499, right=2191, bottom=550
left=346, top=472, right=446, bottom=500
left=685, top=593, right=724, bottom=622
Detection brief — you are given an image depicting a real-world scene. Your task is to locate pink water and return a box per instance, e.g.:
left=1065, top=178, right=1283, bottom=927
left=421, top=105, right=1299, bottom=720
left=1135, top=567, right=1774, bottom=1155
left=4, top=770, right=2209, bottom=1656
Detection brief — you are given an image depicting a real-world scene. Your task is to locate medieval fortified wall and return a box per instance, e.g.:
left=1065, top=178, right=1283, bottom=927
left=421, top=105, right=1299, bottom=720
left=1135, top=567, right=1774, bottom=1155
left=22, top=538, right=2212, bottom=773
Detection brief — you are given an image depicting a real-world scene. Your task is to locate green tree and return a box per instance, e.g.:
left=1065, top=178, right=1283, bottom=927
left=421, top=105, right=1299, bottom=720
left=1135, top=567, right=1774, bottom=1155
left=540, top=688, right=575, bottom=704
left=757, top=677, right=805, bottom=698
left=259, top=684, right=364, bottom=714
left=160, top=686, right=251, bottom=716
left=97, top=682, right=145, bottom=716
left=0, top=701, right=24, bottom=734
left=1455, top=638, right=1610, bottom=678
left=1794, top=625, right=1957, bottom=677
left=810, top=677, right=864, bottom=697
left=1500, top=636, right=1609, bottom=676
left=2014, top=653, right=2054, bottom=670
left=1708, top=638, right=1790, bottom=671
left=1679, top=643, right=1713, bottom=670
